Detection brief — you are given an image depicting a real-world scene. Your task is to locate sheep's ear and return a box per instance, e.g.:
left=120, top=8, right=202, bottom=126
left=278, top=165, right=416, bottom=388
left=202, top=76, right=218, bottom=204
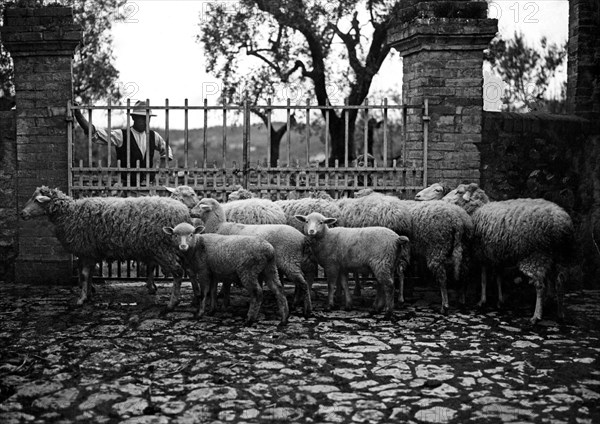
left=467, top=183, right=479, bottom=191
left=164, top=187, right=176, bottom=194
left=462, top=191, right=471, bottom=202
left=35, top=195, right=51, bottom=203
left=163, top=227, right=174, bottom=235
left=294, top=215, right=308, bottom=223
left=398, top=235, right=410, bottom=245
left=324, top=217, right=337, bottom=226
left=193, top=225, right=205, bottom=235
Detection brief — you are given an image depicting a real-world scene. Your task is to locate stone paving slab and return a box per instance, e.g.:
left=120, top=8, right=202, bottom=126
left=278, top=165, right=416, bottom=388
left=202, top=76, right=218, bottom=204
left=0, top=281, right=599, bottom=423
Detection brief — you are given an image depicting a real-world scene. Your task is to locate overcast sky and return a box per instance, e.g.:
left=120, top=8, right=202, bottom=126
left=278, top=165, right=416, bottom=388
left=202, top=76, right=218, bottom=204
left=108, top=0, right=569, bottom=128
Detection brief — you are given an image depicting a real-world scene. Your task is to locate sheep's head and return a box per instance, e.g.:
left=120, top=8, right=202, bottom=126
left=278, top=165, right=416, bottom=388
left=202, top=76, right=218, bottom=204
left=163, top=222, right=205, bottom=252
left=165, top=185, right=200, bottom=209
left=415, top=182, right=451, bottom=201
left=443, top=183, right=489, bottom=214
left=20, top=186, right=55, bottom=220
left=190, top=198, right=220, bottom=221
left=295, top=212, right=336, bottom=238
left=228, top=188, right=254, bottom=201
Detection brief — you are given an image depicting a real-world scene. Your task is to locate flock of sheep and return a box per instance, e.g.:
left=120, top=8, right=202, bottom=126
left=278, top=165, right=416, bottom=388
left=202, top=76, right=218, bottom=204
left=19, top=181, right=575, bottom=325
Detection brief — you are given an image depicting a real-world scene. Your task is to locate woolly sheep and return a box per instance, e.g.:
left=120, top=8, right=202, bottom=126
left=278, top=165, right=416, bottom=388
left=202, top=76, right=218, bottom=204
left=165, top=185, right=200, bottom=209
left=223, top=197, right=287, bottom=225
left=295, top=212, right=410, bottom=316
left=191, top=198, right=316, bottom=317
left=20, top=186, right=190, bottom=308
left=228, top=187, right=255, bottom=201
left=443, top=183, right=574, bottom=323
left=163, top=223, right=289, bottom=325
left=339, top=190, right=472, bottom=314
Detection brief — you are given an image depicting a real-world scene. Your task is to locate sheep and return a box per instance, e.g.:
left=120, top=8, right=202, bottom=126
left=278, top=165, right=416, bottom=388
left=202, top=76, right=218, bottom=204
left=191, top=198, right=316, bottom=317
left=295, top=212, right=410, bottom=317
left=338, top=190, right=472, bottom=314
left=162, top=222, right=289, bottom=326
left=20, top=186, right=190, bottom=308
left=414, top=182, right=453, bottom=201
left=443, top=183, right=574, bottom=323
left=227, top=187, right=255, bottom=201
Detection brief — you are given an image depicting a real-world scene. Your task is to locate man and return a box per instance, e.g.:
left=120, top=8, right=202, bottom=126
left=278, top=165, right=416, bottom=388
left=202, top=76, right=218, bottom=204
left=74, top=100, right=173, bottom=187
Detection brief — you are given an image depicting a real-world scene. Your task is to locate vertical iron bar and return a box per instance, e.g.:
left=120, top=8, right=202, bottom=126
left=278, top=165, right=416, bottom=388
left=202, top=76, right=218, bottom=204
left=165, top=98, right=170, bottom=170
left=305, top=98, right=310, bottom=166
left=423, top=99, right=429, bottom=187
left=242, top=99, right=249, bottom=188
left=344, top=100, right=349, bottom=168
left=126, top=98, right=131, bottom=187
left=325, top=101, right=330, bottom=167
left=87, top=107, right=93, bottom=167
left=363, top=98, right=369, bottom=167
left=184, top=98, right=189, bottom=169
left=67, top=101, right=73, bottom=196
left=222, top=104, right=227, bottom=167
left=383, top=98, right=388, bottom=166
left=203, top=98, right=208, bottom=168
left=286, top=98, right=291, bottom=166
left=267, top=98, right=272, bottom=167
left=145, top=98, right=151, bottom=187
left=402, top=103, right=408, bottom=167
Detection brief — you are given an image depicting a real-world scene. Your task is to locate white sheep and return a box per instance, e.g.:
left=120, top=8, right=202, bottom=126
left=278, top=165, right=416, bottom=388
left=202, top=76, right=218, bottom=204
left=20, top=186, right=190, bottom=308
left=275, top=197, right=344, bottom=233
left=443, top=183, right=574, bottom=323
left=163, top=222, right=289, bottom=325
left=414, top=182, right=453, bottom=201
left=295, top=212, right=410, bottom=317
left=223, top=197, right=287, bottom=225
left=191, top=198, right=316, bottom=317
left=339, top=189, right=472, bottom=314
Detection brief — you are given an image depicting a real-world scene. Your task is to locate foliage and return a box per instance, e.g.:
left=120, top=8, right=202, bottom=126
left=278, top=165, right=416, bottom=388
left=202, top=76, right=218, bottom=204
left=197, top=0, right=402, bottom=163
left=485, top=31, right=567, bottom=113
left=0, top=0, right=126, bottom=108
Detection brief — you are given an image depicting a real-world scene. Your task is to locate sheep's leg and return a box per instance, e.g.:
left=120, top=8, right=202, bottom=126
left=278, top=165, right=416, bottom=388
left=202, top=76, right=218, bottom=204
left=555, top=264, right=567, bottom=322
left=168, top=277, right=182, bottom=310
left=263, top=264, right=290, bottom=325
left=77, top=259, right=95, bottom=305
left=353, top=273, right=362, bottom=298
left=220, top=281, right=231, bottom=309
left=430, top=262, right=449, bottom=315
left=396, top=271, right=405, bottom=305
left=324, top=268, right=339, bottom=311
left=288, top=272, right=312, bottom=318
left=496, top=274, right=504, bottom=309
left=241, top=276, right=263, bottom=326
left=519, top=255, right=551, bottom=324
left=381, top=276, right=395, bottom=319
left=477, top=266, right=488, bottom=308
left=338, top=273, right=352, bottom=311
left=145, top=261, right=157, bottom=294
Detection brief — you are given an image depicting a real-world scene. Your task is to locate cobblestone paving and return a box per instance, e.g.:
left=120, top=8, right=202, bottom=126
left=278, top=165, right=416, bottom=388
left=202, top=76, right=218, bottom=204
left=0, top=281, right=599, bottom=423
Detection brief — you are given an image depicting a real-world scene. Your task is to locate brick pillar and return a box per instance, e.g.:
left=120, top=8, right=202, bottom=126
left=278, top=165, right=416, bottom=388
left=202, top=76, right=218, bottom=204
left=1, top=3, right=82, bottom=284
left=387, top=1, right=497, bottom=187
left=567, top=0, right=600, bottom=123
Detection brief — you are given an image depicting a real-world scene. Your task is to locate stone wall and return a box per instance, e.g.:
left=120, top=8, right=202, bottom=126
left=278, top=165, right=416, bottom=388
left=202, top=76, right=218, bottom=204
left=481, top=111, right=599, bottom=287
left=0, top=110, right=17, bottom=282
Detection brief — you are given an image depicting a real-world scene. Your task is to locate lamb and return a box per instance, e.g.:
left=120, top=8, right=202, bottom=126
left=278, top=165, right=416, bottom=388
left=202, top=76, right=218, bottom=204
left=20, top=186, right=190, bottom=308
left=191, top=198, right=316, bottom=317
left=165, top=185, right=200, bottom=209
left=338, top=189, right=472, bottom=314
left=295, top=212, right=410, bottom=317
left=162, top=222, right=289, bottom=325
left=275, top=197, right=344, bottom=233
left=443, top=183, right=574, bottom=323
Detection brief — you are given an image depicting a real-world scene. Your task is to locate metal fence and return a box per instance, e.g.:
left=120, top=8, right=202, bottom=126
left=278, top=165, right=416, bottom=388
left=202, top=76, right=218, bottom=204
left=68, top=99, right=429, bottom=201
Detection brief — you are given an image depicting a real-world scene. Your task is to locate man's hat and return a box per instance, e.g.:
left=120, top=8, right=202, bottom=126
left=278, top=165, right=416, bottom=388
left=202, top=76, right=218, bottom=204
left=129, top=100, right=156, bottom=117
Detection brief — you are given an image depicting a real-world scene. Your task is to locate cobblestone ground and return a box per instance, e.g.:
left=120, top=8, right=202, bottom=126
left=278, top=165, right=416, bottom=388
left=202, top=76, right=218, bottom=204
left=0, top=280, right=599, bottom=424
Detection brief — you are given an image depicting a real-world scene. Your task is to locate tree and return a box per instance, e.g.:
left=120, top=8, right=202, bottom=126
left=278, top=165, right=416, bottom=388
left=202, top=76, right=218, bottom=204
left=0, top=0, right=127, bottom=109
left=198, top=0, right=401, bottom=165
left=485, top=31, right=567, bottom=113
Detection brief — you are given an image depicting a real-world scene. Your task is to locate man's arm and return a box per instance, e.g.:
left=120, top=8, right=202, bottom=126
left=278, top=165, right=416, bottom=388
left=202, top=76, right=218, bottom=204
left=73, top=106, right=122, bottom=147
left=154, top=132, right=174, bottom=161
